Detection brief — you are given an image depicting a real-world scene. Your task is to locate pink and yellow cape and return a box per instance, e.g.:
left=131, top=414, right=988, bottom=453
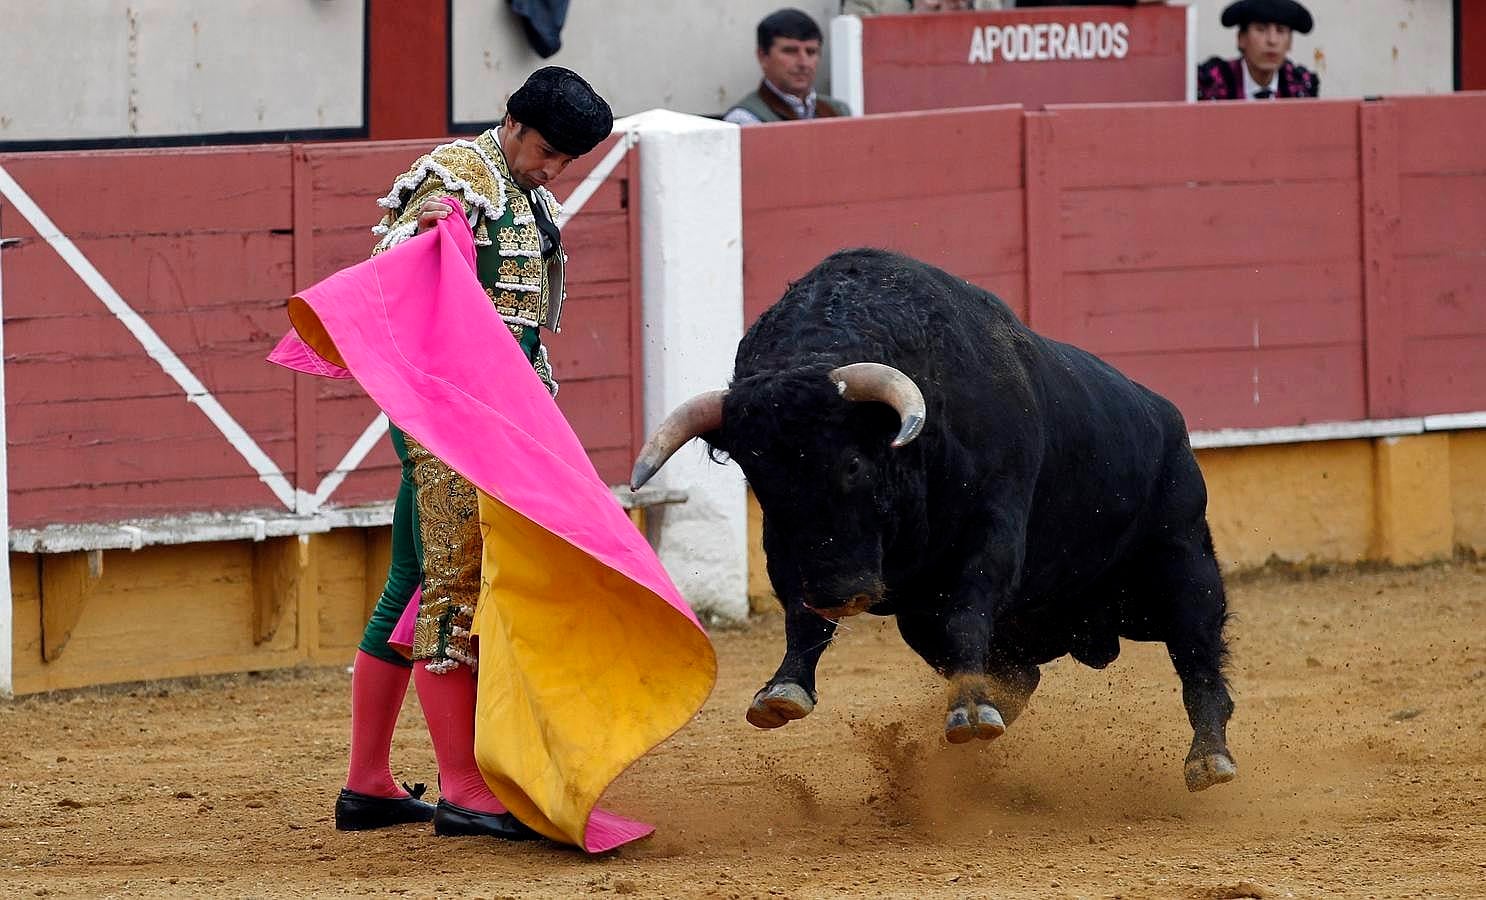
left=269, top=201, right=716, bottom=852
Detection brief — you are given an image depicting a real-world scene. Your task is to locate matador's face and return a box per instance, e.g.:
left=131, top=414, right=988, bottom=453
left=499, top=118, right=577, bottom=192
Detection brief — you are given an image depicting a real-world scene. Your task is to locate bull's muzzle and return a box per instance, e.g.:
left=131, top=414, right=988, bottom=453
left=806, top=593, right=877, bottom=620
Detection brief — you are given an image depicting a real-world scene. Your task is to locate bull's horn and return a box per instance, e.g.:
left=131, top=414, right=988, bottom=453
left=630, top=390, right=728, bottom=490
left=829, top=362, right=927, bottom=448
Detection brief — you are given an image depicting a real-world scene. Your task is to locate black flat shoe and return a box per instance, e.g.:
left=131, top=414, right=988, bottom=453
left=334, top=782, right=436, bottom=831
left=432, top=799, right=541, bottom=840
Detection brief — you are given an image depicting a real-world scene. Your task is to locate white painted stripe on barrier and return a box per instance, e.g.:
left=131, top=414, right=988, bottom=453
left=1190, top=418, right=1424, bottom=449
left=556, top=130, right=634, bottom=228
left=0, top=223, right=13, bottom=696
left=306, top=411, right=390, bottom=513
left=0, top=165, right=297, bottom=511
left=1189, top=412, right=1486, bottom=450
left=1423, top=411, right=1486, bottom=431
left=8, top=485, right=690, bottom=553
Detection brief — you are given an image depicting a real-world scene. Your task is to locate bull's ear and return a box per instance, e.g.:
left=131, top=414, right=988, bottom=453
left=830, top=363, right=926, bottom=448
left=630, top=389, right=728, bottom=489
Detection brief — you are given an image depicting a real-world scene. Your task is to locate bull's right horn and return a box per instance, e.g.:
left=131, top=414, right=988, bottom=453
left=829, top=362, right=927, bottom=448
left=630, top=390, right=728, bottom=490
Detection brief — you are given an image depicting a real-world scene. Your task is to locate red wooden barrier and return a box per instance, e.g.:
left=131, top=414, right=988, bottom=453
left=741, top=95, right=1486, bottom=435
left=1, top=147, right=297, bottom=527
left=5, top=98, right=1481, bottom=530
left=1392, top=94, right=1486, bottom=417
left=0, top=134, right=641, bottom=529
left=742, top=106, right=1028, bottom=326
left=1045, top=100, right=1366, bottom=430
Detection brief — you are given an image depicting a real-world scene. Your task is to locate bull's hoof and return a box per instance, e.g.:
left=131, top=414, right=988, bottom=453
left=746, top=682, right=815, bottom=729
left=1184, top=752, right=1238, bottom=792
left=945, top=703, right=1005, bottom=745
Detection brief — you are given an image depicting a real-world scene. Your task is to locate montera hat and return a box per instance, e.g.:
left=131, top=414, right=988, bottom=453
left=506, top=66, right=614, bottom=157
left=1220, top=0, right=1313, bottom=34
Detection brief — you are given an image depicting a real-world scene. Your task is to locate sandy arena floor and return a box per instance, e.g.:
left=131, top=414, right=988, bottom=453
left=2, top=561, right=1484, bottom=899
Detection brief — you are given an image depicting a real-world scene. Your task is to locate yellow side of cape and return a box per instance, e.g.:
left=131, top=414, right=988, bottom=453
left=469, top=491, right=718, bottom=846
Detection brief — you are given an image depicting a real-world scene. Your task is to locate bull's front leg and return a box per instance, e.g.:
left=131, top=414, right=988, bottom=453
left=897, top=605, right=1005, bottom=744
left=747, top=600, right=837, bottom=729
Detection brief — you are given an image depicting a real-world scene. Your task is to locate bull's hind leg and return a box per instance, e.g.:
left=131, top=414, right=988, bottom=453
left=747, top=601, right=836, bottom=729
left=1140, top=532, right=1237, bottom=792
left=1170, top=622, right=1237, bottom=792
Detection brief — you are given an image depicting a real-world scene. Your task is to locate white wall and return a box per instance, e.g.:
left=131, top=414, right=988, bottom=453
left=0, top=0, right=1455, bottom=145
left=451, top=0, right=842, bottom=122
left=0, top=0, right=364, bottom=142
left=623, top=110, right=748, bottom=622
left=1177, top=0, right=1454, bottom=97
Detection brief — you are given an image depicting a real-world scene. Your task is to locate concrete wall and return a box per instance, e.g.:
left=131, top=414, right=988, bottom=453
left=0, top=0, right=364, bottom=143
left=452, top=0, right=841, bottom=122
left=1179, top=0, right=1454, bottom=98
left=0, top=0, right=1457, bottom=148
left=626, top=111, right=748, bottom=622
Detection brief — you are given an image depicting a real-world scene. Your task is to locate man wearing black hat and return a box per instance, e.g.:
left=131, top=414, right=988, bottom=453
left=1197, top=0, right=1319, bottom=100
left=333, top=66, right=613, bottom=840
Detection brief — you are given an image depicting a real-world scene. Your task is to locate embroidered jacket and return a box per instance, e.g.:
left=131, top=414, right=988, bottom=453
left=1196, top=56, right=1320, bottom=101
left=370, top=129, right=564, bottom=394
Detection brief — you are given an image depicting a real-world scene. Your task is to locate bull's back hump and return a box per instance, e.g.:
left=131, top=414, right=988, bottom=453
left=744, top=249, right=1018, bottom=358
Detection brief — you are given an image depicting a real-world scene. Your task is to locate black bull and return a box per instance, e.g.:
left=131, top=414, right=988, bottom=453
left=632, top=248, right=1236, bottom=792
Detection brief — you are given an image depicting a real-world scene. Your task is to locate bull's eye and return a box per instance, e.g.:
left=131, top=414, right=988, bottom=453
left=841, top=453, right=867, bottom=489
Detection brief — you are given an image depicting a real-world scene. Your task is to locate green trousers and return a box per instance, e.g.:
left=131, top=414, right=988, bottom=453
left=356, top=326, right=545, bottom=666
left=357, top=424, right=423, bottom=666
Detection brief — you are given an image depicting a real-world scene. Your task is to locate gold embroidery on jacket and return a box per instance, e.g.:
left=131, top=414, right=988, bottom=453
left=405, top=436, right=480, bottom=670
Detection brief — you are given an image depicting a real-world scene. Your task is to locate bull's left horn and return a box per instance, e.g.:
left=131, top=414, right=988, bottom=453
left=630, top=390, right=728, bottom=490
left=829, top=362, right=927, bottom=448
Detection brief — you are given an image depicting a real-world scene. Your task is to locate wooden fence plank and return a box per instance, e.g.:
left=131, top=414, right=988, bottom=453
left=0, top=148, right=293, bottom=235
left=1048, top=101, right=1359, bottom=188
left=1058, top=180, right=1361, bottom=273
left=1360, top=101, right=1405, bottom=420
left=1109, top=344, right=1366, bottom=430
left=0, top=232, right=293, bottom=318
left=1024, top=111, right=1062, bottom=337
left=1065, top=263, right=1362, bottom=356
left=1395, top=94, right=1486, bottom=175
left=1396, top=175, right=1486, bottom=257
left=742, top=106, right=1024, bottom=211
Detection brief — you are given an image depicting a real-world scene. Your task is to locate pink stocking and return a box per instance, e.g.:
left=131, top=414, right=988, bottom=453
left=345, top=650, right=414, bottom=798
left=412, top=660, right=508, bottom=813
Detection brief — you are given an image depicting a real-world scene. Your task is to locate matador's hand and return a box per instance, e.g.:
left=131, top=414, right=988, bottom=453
left=415, top=199, right=454, bottom=234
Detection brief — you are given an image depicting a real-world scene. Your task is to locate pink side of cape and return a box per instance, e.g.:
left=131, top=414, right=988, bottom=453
left=386, top=587, right=419, bottom=659
left=267, top=203, right=702, bottom=852
left=272, top=207, right=700, bottom=635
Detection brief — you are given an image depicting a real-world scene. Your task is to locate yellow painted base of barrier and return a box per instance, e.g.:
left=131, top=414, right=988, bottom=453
left=8, top=433, right=1485, bottom=694
left=9, top=529, right=390, bottom=695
